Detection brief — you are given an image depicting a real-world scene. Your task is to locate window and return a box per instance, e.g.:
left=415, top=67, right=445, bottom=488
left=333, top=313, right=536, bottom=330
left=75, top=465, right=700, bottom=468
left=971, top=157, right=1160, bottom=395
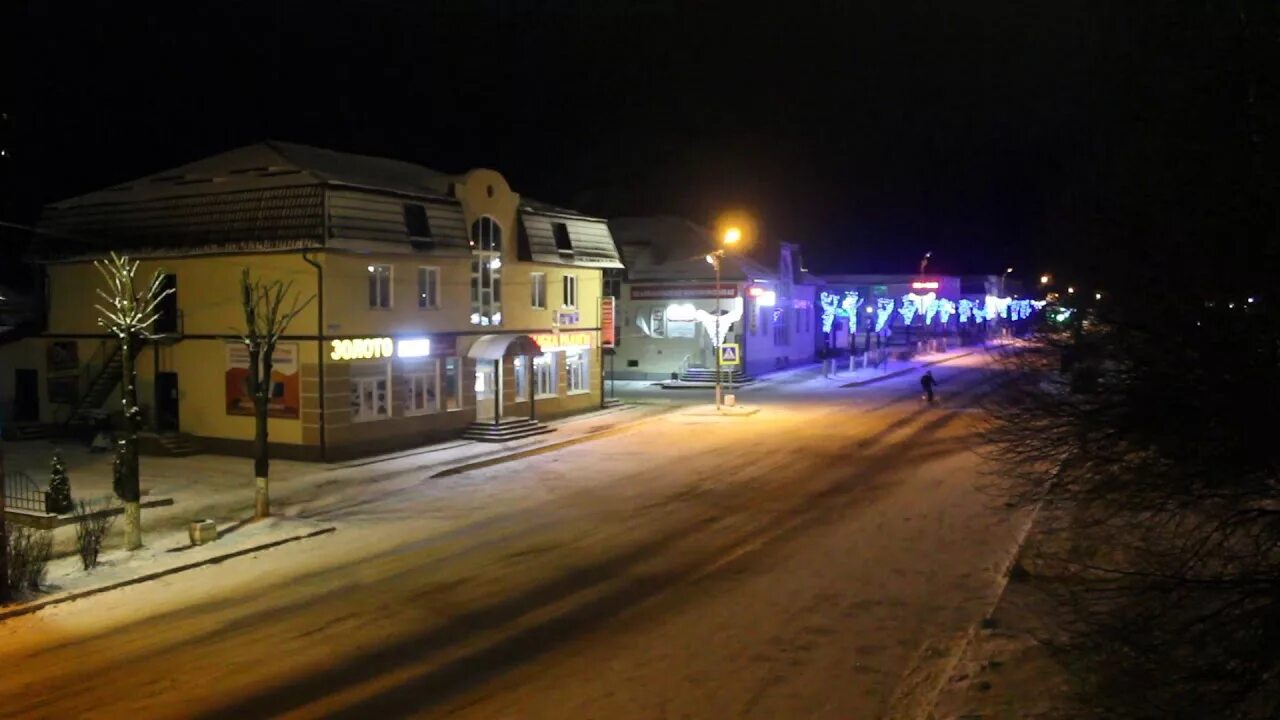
left=534, top=354, right=558, bottom=397
left=649, top=307, right=666, bottom=338
left=470, top=217, right=502, bottom=325
left=514, top=357, right=530, bottom=400
left=563, top=274, right=578, bottom=308
left=773, top=309, right=789, bottom=346
left=350, top=367, right=390, bottom=422
left=530, top=272, right=547, bottom=309
left=551, top=222, right=574, bottom=256
left=443, top=357, right=462, bottom=410
left=405, top=363, right=439, bottom=414
left=367, top=264, right=392, bottom=309
left=417, top=267, right=439, bottom=309
left=404, top=203, right=431, bottom=238
left=566, top=350, right=590, bottom=393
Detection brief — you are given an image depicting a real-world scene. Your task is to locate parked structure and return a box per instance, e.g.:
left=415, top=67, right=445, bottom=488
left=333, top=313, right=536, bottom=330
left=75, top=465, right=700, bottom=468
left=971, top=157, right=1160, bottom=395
left=0, top=142, right=623, bottom=458
left=607, top=217, right=819, bottom=382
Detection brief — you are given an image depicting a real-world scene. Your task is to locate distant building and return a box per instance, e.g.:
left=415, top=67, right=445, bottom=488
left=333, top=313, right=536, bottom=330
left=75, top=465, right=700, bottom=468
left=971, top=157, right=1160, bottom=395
left=0, top=142, right=623, bottom=457
left=607, top=216, right=820, bottom=381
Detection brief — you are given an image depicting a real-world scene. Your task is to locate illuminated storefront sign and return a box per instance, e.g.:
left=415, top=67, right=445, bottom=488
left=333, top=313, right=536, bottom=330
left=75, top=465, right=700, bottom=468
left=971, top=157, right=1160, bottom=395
left=329, top=337, right=394, bottom=361
left=532, top=332, right=594, bottom=351
left=396, top=337, right=432, bottom=358
left=631, top=284, right=737, bottom=300
left=328, top=336, right=434, bottom=361
left=911, top=280, right=940, bottom=290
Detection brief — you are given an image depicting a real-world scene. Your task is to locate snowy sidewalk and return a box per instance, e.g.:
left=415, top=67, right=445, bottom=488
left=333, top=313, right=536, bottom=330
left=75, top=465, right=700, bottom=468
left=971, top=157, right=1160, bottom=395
left=1, top=403, right=670, bottom=557
left=1, top=516, right=334, bottom=620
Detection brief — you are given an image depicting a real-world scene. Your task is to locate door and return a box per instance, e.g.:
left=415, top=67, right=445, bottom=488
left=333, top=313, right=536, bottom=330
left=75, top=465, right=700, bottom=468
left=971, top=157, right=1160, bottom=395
left=154, top=274, right=178, bottom=334
left=155, top=371, right=180, bottom=432
left=13, top=369, right=39, bottom=422
left=474, top=361, right=499, bottom=422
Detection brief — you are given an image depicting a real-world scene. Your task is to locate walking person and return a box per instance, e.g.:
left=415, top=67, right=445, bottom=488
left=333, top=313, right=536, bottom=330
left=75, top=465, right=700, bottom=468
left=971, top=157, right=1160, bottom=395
left=920, top=370, right=939, bottom=404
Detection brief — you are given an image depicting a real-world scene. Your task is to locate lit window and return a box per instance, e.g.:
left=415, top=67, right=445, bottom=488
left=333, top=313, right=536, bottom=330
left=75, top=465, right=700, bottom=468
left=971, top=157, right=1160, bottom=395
left=514, top=357, right=529, bottom=400
left=443, top=357, right=462, bottom=410
left=405, top=363, right=440, bottom=414
left=563, top=274, right=578, bottom=308
left=566, top=350, right=590, bottom=393
left=534, top=354, right=558, bottom=397
left=417, top=267, right=439, bottom=309
left=350, top=369, right=390, bottom=422
left=470, top=217, right=502, bottom=325
left=649, top=307, right=666, bottom=338
left=531, top=272, right=546, bottom=309
left=367, top=265, right=392, bottom=309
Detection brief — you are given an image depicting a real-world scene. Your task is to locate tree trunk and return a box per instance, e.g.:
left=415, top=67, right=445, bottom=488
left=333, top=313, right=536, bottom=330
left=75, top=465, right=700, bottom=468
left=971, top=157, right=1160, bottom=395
left=252, top=344, right=271, bottom=519
left=123, top=501, right=141, bottom=550
left=1, top=443, right=10, bottom=603
left=119, top=335, right=143, bottom=550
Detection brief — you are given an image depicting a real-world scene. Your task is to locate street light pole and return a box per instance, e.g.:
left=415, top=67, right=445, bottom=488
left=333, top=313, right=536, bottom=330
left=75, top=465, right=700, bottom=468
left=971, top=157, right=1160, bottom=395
left=714, top=254, right=722, bottom=410
left=706, top=226, right=741, bottom=412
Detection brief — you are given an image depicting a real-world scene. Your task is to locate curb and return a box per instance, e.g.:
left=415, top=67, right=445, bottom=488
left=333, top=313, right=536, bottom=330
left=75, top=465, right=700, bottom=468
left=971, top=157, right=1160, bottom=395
left=0, top=526, right=337, bottom=622
left=839, top=351, right=976, bottom=388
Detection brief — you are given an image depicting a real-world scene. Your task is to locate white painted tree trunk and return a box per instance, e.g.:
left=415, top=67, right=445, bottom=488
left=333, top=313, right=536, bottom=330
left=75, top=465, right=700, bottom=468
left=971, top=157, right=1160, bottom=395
left=124, top=501, right=142, bottom=550
left=255, top=476, right=269, bottom=519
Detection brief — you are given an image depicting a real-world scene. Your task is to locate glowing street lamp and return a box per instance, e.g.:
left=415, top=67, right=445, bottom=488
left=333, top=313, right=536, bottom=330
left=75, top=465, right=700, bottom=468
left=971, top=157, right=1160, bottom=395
left=1039, top=274, right=1050, bottom=286
left=1067, top=286, right=1076, bottom=295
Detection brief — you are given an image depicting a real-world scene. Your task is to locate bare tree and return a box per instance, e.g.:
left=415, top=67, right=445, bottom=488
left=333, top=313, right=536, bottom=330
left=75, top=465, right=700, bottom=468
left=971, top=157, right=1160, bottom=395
left=979, top=303, right=1280, bottom=719
left=237, top=268, right=313, bottom=519
left=94, top=252, right=171, bottom=550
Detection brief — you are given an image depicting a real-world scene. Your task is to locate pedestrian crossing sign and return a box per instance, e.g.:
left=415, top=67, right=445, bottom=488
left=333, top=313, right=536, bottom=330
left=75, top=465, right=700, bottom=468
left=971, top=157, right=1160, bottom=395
left=719, top=343, right=741, bottom=365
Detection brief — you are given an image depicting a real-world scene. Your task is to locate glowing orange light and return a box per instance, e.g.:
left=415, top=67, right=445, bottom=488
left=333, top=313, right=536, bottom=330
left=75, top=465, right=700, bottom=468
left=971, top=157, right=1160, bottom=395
left=911, top=281, right=940, bottom=290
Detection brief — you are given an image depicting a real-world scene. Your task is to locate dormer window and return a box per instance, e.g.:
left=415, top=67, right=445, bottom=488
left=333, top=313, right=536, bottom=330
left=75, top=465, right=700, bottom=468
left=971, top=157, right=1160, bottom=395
left=404, top=203, right=431, bottom=239
left=552, top=222, right=574, bottom=258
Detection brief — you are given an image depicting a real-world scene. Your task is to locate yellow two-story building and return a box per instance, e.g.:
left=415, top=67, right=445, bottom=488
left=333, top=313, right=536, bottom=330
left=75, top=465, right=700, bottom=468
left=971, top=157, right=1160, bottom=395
left=0, top=142, right=622, bottom=460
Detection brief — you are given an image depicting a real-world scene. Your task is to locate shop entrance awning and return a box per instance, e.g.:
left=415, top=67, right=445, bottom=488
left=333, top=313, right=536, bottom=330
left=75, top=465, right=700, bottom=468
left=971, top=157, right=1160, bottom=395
left=467, top=334, right=543, bottom=361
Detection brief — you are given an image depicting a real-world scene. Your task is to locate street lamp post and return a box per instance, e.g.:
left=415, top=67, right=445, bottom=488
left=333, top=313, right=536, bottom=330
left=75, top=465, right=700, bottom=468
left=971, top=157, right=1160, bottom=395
left=706, top=226, right=741, bottom=411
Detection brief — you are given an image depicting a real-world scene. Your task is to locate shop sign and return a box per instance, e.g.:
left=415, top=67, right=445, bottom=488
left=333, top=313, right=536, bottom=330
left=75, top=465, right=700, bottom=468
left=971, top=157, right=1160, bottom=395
left=225, top=342, right=300, bottom=418
left=631, top=284, right=738, bottom=300
left=532, top=331, right=593, bottom=351
left=557, top=310, right=580, bottom=326
left=329, top=337, right=394, bottom=361
left=600, top=297, right=617, bottom=348
left=912, top=280, right=940, bottom=290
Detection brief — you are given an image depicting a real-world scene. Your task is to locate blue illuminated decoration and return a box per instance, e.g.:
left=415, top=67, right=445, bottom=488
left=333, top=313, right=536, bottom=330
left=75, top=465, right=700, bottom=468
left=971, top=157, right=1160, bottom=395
left=937, top=298, right=956, bottom=324
left=875, top=299, right=895, bottom=332
left=958, top=298, right=975, bottom=324
left=898, top=294, right=920, bottom=325
left=841, top=292, right=864, bottom=332
left=923, top=294, right=941, bottom=325
left=819, top=291, right=841, bottom=334
left=819, top=290, right=864, bottom=334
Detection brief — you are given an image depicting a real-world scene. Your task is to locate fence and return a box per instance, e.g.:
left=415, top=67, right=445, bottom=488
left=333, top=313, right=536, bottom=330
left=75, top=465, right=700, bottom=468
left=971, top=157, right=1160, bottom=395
left=3, top=471, right=48, bottom=513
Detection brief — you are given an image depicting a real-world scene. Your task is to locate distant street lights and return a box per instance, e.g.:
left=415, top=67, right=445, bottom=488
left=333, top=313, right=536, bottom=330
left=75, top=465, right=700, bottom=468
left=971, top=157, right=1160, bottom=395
left=1001, top=267, right=1013, bottom=296
left=1040, top=274, right=1050, bottom=286
left=706, top=226, right=741, bottom=410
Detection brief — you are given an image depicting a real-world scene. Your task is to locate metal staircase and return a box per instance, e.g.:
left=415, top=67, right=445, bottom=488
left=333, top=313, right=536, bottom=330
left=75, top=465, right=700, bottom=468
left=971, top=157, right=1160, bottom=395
left=63, top=341, right=144, bottom=428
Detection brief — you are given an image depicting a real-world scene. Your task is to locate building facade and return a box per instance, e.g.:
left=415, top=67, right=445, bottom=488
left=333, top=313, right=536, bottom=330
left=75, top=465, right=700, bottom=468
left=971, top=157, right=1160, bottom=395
left=607, top=217, right=819, bottom=381
left=0, top=142, right=623, bottom=459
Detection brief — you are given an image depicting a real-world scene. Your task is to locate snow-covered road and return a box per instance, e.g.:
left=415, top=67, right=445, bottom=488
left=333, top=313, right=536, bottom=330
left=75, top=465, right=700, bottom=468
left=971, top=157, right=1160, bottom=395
left=0, top=352, right=1024, bottom=719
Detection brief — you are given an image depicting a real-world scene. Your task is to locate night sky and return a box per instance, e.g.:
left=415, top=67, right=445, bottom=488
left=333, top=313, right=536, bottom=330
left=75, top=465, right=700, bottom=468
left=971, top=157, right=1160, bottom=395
left=3, top=2, right=1276, bottom=289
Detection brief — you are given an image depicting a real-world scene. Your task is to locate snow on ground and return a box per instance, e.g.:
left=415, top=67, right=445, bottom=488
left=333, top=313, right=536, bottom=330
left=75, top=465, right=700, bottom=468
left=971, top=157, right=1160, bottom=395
left=0, top=351, right=1022, bottom=719
left=23, top=515, right=332, bottom=602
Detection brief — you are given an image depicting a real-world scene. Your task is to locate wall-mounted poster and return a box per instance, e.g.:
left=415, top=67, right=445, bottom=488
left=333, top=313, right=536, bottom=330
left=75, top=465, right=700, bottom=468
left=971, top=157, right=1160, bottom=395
left=225, top=342, right=300, bottom=418
left=46, top=341, right=79, bottom=373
